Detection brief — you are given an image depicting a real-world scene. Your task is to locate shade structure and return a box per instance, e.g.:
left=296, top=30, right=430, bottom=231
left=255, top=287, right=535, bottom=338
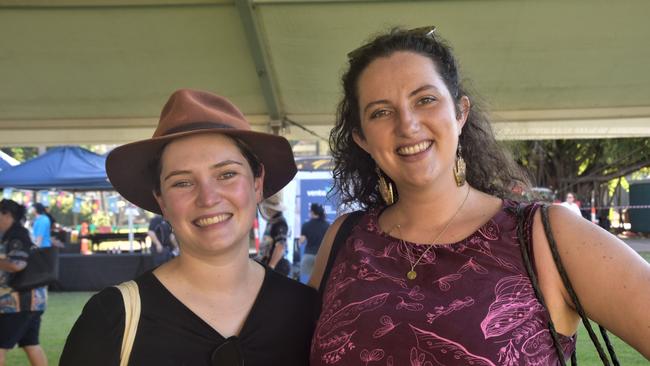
left=0, top=146, right=112, bottom=191
left=1, top=1, right=650, bottom=147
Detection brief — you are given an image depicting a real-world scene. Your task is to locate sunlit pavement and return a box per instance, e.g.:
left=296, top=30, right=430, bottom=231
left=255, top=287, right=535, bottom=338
left=620, top=237, right=650, bottom=252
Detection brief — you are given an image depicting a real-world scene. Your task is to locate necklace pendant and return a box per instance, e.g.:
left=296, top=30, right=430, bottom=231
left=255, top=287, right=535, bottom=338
left=407, top=270, right=417, bottom=280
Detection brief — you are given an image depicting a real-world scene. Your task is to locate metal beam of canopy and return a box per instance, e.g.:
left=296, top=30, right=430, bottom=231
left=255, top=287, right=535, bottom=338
left=235, top=0, right=284, bottom=134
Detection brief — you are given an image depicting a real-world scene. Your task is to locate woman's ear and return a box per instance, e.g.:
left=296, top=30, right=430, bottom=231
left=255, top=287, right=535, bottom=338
left=352, top=129, right=370, bottom=154
left=457, top=96, right=471, bottom=130
left=153, top=191, right=166, bottom=215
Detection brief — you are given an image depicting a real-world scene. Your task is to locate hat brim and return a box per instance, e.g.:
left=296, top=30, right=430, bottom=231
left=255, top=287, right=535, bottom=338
left=106, top=128, right=297, bottom=214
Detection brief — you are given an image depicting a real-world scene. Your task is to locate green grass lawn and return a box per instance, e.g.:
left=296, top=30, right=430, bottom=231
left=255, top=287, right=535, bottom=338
left=5, top=253, right=650, bottom=365
left=5, top=291, right=93, bottom=366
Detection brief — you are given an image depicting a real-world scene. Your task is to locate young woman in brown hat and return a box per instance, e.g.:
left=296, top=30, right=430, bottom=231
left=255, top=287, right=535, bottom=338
left=60, top=89, right=319, bottom=365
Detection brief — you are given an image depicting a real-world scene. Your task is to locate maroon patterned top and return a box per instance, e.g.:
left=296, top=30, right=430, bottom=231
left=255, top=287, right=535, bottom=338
left=311, top=200, right=575, bottom=366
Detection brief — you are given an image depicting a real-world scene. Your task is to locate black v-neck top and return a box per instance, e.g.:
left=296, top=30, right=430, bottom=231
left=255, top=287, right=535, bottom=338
left=60, top=265, right=319, bottom=366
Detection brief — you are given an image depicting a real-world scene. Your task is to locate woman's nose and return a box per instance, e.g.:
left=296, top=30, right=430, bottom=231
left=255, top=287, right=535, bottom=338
left=195, top=180, right=221, bottom=207
left=396, top=108, right=420, bottom=136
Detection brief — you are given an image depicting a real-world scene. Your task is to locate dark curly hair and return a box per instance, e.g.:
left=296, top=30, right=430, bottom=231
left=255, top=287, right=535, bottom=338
left=330, top=27, right=529, bottom=210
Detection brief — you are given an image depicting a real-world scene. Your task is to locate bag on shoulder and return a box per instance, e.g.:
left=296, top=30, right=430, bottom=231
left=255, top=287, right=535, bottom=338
left=116, top=280, right=140, bottom=366
left=514, top=203, right=619, bottom=366
left=9, top=246, right=59, bottom=291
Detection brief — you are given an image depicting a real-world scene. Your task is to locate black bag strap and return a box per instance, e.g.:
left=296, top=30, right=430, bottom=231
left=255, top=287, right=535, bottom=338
left=538, top=204, right=619, bottom=366
left=514, top=203, right=569, bottom=365
left=318, top=211, right=364, bottom=297
left=514, top=203, right=619, bottom=366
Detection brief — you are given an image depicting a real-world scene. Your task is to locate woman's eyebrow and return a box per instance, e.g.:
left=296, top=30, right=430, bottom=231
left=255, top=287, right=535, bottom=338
left=162, top=160, right=243, bottom=182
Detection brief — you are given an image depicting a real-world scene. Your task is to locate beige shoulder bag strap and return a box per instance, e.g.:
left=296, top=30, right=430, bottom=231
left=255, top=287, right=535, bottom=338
left=115, top=280, right=141, bottom=366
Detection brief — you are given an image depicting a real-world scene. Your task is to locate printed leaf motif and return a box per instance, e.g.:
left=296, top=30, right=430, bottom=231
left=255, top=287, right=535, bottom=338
left=458, top=257, right=488, bottom=275
left=433, top=273, right=462, bottom=291
left=521, top=329, right=554, bottom=357
left=360, top=348, right=385, bottom=364
left=410, top=325, right=496, bottom=366
left=480, top=275, right=542, bottom=339
left=396, top=296, right=424, bottom=311
left=373, top=315, right=400, bottom=338
left=317, top=293, right=389, bottom=339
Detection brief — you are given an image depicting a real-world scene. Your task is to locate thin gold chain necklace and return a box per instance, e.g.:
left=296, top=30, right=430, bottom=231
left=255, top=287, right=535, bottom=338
left=394, top=185, right=470, bottom=280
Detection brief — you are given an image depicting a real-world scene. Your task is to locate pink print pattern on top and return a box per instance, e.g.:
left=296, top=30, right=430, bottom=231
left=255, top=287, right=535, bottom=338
left=410, top=325, right=496, bottom=366
left=311, top=201, right=575, bottom=365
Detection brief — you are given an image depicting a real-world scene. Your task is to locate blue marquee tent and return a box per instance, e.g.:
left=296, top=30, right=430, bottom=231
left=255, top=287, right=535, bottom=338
left=0, top=146, right=112, bottom=191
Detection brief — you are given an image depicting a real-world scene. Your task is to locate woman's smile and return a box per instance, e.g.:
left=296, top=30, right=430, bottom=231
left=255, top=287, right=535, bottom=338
left=194, top=213, right=233, bottom=227
left=396, top=140, right=433, bottom=156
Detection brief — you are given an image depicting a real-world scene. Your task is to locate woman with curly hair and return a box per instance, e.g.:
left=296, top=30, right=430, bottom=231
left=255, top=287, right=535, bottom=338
left=309, top=27, right=650, bottom=365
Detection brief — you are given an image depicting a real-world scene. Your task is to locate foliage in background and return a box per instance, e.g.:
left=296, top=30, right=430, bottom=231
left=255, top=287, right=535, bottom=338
left=1, top=147, right=39, bottom=162
left=505, top=138, right=650, bottom=205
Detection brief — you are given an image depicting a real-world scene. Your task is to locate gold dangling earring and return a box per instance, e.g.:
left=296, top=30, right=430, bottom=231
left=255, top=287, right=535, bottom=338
left=453, top=143, right=466, bottom=186
left=376, top=166, right=395, bottom=205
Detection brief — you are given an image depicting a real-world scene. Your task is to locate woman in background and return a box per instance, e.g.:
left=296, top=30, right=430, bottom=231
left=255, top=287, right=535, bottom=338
left=0, top=199, right=47, bottom=366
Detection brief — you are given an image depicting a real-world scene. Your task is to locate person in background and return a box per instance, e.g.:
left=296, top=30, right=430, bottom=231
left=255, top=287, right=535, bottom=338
left=61, top=89, right=318, bottom=365
left=258, top=194, right=291, bottom=276
left=30, top=204, right=51, bottom=249
left=309, top=27, right=650, bottom=364
left=0, top=199, right=47, bottom=366
left=299, top=203, right=329, bottom=283
left=560, top=192, right=583, bottom=217
left=147, top=215, right=178, bottom=266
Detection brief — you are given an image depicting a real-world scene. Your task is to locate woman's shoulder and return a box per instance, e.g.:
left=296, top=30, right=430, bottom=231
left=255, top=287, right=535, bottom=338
left=84, top=285, right=124, bottom=317
left=85, top=271, right=157, bottom=317
left=265, top=268, right=317, bottom=297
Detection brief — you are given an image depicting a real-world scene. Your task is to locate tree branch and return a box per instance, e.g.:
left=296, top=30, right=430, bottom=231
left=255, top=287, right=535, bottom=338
left=561, top=159, right=650, bottom=184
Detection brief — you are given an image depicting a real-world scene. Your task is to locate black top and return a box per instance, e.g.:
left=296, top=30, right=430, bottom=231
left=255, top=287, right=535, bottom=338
left=300, top=219, right=330, bottom=255
left=60, top=266, right=319, bottom=366
left=1, top=222, right=42, bottom=312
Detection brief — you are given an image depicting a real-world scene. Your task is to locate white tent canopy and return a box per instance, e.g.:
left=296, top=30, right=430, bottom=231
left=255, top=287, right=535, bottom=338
left=1, top=0, right=650, bottom=147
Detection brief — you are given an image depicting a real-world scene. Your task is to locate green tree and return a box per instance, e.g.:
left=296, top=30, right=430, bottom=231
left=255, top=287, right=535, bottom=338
left=0, top=147, right=38, bottom=162
left=505, top=138, right=650, bottom=206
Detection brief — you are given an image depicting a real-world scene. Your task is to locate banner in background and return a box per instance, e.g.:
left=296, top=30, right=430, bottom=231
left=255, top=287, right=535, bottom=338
left=2, top=187, right=12, bottom=199
left=72, top=196, right=82, bottom=213
left=108, top=196, right=119, bottom=214
left=39, top=191, right=51, bottom=207
left=299, top=179, right=338, bottom=228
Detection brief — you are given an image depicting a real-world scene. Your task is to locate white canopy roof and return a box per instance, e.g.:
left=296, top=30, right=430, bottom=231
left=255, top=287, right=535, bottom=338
left=1, top=0, right=649, bottom=147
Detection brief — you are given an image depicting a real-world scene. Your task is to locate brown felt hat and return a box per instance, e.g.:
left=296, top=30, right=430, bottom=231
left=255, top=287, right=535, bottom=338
left=106, top=88, right=297, bottom=214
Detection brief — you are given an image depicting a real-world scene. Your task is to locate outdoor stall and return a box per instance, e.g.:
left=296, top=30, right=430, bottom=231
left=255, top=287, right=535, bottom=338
left=0, top=146, right=156, bottom=290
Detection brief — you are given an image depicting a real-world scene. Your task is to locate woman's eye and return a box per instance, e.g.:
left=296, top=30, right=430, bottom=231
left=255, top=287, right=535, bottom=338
left=417, top=96, right=436, bottom=105
left=369, top=109, right=391, bottom=119
left=171, top=180, right=191, bottom=188
left=219, top=171, right=237, bottom=180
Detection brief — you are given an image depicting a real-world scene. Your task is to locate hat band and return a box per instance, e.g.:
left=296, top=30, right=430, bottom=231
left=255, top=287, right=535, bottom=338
left=163, top=121, right=235, bottom=136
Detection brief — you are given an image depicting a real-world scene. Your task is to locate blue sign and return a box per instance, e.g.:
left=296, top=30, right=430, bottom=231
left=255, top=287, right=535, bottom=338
left=39, top=191, right=50, bottom=207
left=2, top=187, right=12, bottom=199
left=72, top=196, right=82, bottom=213
left=299, top=179, right=338, bottom=227
left=108, top=196, right=119, bottom=213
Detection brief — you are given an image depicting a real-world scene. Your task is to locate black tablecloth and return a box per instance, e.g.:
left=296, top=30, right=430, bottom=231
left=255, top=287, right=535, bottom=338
left=54, top=253, right=155, bottom=291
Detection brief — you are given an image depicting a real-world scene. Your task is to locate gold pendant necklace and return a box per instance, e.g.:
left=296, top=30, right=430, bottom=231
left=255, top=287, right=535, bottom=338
left=395, top=186, right=470, bottom=280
